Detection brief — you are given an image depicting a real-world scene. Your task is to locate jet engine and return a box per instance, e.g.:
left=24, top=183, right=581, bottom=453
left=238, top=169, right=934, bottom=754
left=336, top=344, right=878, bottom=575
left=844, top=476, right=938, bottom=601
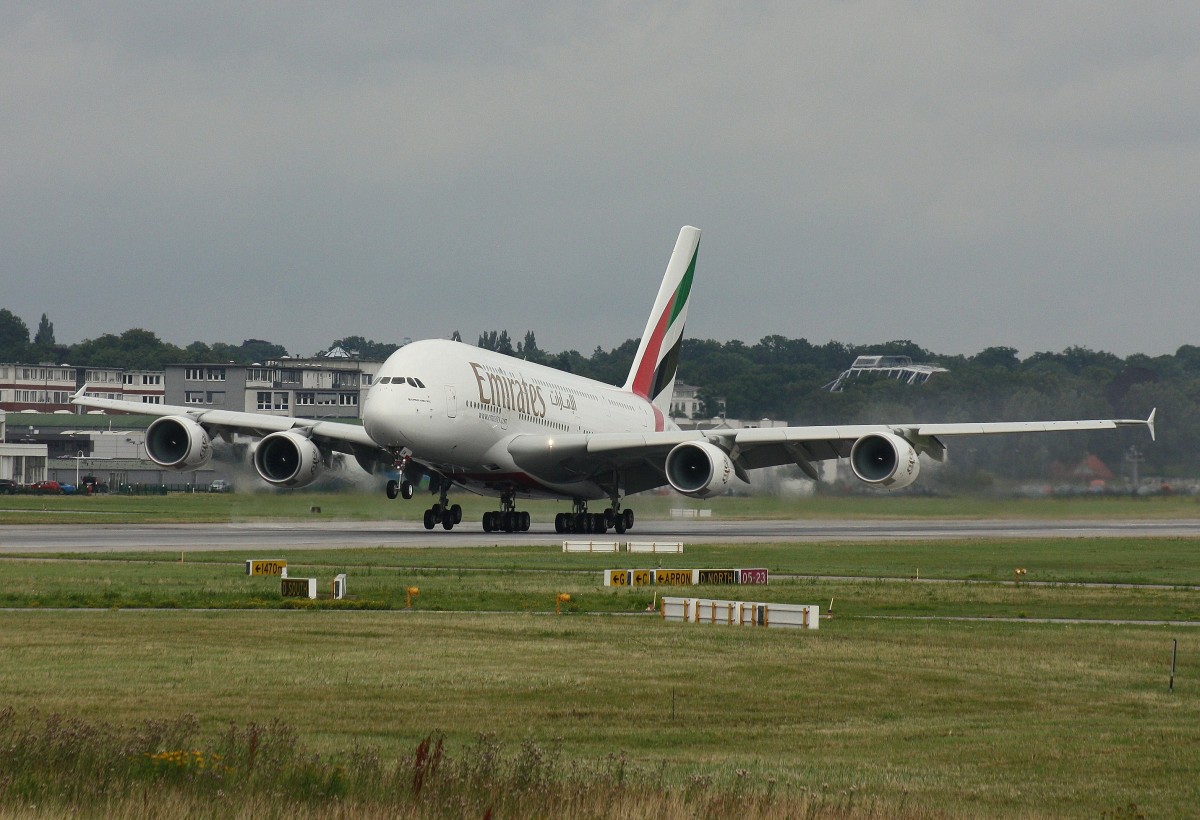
left=144, top=416, right=212, bottom=470
left=664, top=441, right=736, bottom=499
left=850, top=432, right=921, bottom=490
left=253, top=431, right=324, bottom=488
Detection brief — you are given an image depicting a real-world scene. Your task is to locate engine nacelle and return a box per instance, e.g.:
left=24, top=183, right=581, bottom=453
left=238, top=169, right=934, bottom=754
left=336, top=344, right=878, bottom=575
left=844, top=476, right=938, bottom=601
left=850, top=432, right=921, bottom=490
left=144, top=416, right=212, bottom=470
left=665, top=441, right=735, bottom=499
left=253, top=431, right=324, bottom=488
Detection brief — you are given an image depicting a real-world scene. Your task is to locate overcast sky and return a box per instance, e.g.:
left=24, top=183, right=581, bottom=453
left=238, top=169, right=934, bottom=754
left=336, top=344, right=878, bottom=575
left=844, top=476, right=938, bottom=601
left=3, top=2, right=1198, bottom=360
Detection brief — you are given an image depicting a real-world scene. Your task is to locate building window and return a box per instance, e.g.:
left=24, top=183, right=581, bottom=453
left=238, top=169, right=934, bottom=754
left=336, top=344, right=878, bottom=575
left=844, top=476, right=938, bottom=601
left=141, top=396, right=162, bottom=404
left=296, top=392, right=315, bottom=406
left=185, top=368, right=203, bottom=381
left=340, top=393, right=358, bottom=407
left=206, top=368, right=226, bottom=382
left=185, top=391, right=205, bottom=404
left=273, top=392, right=289, bottom=411
left=257, top=392, right=272, bottom=410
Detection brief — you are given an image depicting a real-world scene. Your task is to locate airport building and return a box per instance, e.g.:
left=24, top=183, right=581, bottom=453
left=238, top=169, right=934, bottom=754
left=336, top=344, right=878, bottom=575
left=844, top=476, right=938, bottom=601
left=77, top=367, right=166, bottom=406
left=0, top=364, right=167, bottom=413
left=669, top=382, right=726, bottom=422
left=0, top=363, right=78, bottom=413
left=163, top=355, right=381, bottom=419
left=0, top=410, right=49, bottom=483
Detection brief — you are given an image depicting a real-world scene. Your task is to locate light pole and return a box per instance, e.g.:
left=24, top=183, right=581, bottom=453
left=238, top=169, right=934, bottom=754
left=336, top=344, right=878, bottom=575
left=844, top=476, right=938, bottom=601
left=1126, top=445, right=1143, bottom=492
left=76, top=450, right=83, bottom=487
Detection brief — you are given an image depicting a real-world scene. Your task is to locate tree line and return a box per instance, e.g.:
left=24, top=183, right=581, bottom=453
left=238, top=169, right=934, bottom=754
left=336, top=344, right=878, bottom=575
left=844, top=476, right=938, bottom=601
left=1, top=308, right=1187, bottom=480
left=481, top=331, right=1179, bottom=482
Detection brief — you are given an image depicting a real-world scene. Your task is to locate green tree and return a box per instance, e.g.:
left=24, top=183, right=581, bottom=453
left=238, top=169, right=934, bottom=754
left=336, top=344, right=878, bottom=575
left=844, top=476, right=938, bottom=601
left=0, top=309, right=30, bottom=361
left=517, top=331, right=547, bottom=364
left=33, top=314, right=54, bottom=347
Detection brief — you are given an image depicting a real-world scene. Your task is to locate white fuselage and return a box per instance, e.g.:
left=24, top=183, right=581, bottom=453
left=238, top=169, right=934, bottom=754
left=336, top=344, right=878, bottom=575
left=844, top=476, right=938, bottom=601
left=362, top=339, right=673, bottom=499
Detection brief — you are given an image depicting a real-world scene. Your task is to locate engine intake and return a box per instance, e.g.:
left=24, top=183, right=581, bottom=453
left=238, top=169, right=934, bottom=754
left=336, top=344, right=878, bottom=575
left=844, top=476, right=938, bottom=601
left=253, top=431, right=324, bottom=488
left=665, top=441, right=735, bottom=499
left=850, top=432, right=921, bottom=489
left=144, top=416, right=212, bottom=470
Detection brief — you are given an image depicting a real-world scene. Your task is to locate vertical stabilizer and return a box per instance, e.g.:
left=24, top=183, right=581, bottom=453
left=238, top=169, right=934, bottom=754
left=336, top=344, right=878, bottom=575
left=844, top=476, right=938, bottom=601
left=624, top=226, right=701, bottom=417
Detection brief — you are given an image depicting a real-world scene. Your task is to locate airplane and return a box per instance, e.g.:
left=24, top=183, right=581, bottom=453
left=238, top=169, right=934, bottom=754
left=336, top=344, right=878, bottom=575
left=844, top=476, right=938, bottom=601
left=72, top=226, right=1156, bottom=534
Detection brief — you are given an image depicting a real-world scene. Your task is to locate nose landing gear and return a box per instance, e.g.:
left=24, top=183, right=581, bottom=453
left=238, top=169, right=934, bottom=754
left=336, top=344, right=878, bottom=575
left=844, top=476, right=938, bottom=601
left=384, top=455, right=415, bottom=500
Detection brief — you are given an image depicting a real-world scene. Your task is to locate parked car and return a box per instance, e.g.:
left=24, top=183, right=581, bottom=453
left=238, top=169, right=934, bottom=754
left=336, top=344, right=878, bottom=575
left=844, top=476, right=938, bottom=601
left=29, top=480, right=64, bottom=494
left=208, top=480, right=232, bottom=493
left=0, top=479, right=18, bottom=495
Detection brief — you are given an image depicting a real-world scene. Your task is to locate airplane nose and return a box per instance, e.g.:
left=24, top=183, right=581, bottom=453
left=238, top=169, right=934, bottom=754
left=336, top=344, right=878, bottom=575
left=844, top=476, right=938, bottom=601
left=364, top=402, right=405, bottom=447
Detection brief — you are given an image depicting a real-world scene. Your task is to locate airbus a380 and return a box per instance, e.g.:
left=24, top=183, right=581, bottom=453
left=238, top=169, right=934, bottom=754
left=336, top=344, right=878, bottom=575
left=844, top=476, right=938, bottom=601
left=74, top=226, right=1155, bottom=534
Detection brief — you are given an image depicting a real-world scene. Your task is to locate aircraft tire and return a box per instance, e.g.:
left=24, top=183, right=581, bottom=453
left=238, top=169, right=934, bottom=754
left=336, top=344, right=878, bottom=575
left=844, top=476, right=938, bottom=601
left=442, top=516, right=454, bottom=530
left=520, top=512, right=531, bottom=531
left=451, top=504, right=463, bottom=524
left=386, top=480, right=398, bottom=500
left=623, top=509, right=635, bottom=530
left=401, top=481, right=414, bottom=500
left=423, top=509, right=436, bottom=530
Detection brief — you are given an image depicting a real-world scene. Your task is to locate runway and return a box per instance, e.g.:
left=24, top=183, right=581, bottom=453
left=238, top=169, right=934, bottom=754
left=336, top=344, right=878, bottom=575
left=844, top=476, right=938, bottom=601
left=1, top=517, right=1198, bottom=553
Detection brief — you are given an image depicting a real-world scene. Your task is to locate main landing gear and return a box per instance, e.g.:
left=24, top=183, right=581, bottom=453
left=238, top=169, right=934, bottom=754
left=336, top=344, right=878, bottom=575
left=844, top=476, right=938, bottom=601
left=554, top=498, right=635, bottom=535
left=423, top=483, right=462, bottom=531
left=482, top=492, right=531, bottom=533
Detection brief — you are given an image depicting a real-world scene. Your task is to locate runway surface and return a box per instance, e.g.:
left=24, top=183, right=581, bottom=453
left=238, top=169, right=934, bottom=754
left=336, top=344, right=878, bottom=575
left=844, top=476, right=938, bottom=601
left=1, top=517, right=1198, bottom=553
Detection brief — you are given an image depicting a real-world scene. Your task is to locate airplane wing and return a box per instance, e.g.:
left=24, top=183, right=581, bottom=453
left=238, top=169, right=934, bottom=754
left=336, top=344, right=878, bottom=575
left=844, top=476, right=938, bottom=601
left=508, top=411, right=1157, bottom=495
left=72, top=392, right=386, bottom=467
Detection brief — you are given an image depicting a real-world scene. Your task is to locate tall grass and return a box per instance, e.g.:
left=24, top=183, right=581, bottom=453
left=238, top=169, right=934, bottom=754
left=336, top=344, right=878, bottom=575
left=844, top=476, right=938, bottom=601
left=0, top=709, right=894, bottom=819
left=1, top=611, right=1195, bottom=817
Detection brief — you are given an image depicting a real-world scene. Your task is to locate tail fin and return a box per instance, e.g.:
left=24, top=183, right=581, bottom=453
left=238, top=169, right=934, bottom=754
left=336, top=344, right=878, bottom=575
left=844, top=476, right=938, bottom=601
left=623, top=226, right=701, bottom=416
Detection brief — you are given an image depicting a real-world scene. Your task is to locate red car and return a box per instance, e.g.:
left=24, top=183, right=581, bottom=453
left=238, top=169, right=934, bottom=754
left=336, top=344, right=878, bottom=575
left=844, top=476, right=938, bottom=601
left=28, top=480, right=64, bottom=494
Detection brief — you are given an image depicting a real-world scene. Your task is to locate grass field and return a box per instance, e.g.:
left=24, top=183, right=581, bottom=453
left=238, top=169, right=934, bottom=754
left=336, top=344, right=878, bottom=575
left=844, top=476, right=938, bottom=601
left=2, top=487, right=1199, bottom=524
left=1, top=525, right=1199, bottom=817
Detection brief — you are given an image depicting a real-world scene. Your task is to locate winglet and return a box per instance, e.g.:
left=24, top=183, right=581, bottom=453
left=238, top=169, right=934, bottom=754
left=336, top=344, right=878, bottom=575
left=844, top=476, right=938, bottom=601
left=1147, top=408, right=1157, bottom=442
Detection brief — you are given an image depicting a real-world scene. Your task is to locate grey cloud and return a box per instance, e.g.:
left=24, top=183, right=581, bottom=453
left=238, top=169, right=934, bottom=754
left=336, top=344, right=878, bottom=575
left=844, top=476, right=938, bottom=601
left=2, top=3, right=1198, bottom=359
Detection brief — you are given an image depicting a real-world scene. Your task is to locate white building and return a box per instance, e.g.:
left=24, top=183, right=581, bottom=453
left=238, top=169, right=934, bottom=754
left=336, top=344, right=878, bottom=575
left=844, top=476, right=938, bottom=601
left=0, top=410, right=49, bottom=483
left=0, top=363, right=77, bottom=413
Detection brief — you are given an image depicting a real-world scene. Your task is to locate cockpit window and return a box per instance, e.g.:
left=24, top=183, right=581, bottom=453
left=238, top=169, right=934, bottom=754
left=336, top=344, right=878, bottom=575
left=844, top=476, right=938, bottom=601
left=408, top=377, right=426, bottom=388
left=379, top=377, right=391, bottom=384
